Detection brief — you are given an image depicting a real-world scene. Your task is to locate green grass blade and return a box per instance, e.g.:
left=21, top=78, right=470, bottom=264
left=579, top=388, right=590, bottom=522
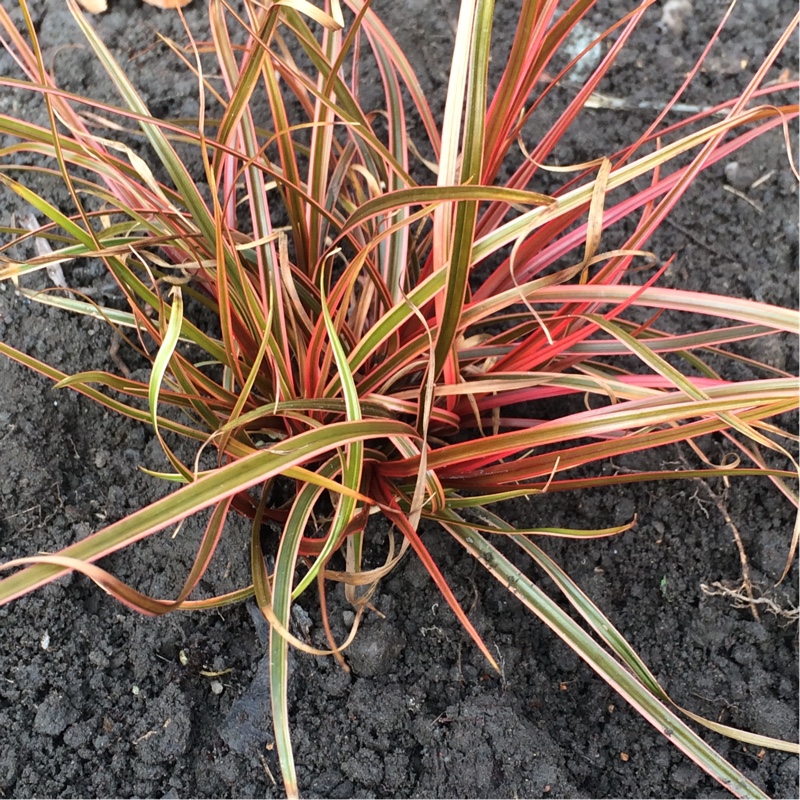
left=264, top=457, right=343, bottom=797
left=0, top=419, right=413, bottom=605
left=439, top=509, right=770, bottom=798
left=511, top=531, right=800, bottom=754
left=587, top=314, right=798, bottom=462
left=287, top=278, right=365, bottom=598
left=434, top=0, right=493, bottom=378
left=147, top=286, right=193, bottom=480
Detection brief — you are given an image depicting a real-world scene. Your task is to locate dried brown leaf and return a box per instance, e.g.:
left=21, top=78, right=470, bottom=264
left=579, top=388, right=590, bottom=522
left=74, top=0, right=108, bottom=13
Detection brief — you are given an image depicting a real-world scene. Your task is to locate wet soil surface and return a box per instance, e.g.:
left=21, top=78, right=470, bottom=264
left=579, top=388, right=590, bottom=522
left=0, top=0, right=797, bottom=797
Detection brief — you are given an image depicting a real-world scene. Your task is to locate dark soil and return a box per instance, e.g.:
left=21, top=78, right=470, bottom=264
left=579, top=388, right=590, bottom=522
left=0, top=1, right=797, bottom=798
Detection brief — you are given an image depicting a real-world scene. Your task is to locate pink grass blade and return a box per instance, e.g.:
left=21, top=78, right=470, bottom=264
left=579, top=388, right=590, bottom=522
left=445, top=405, right=797, bottom=491
left=529, top=285, right=800, bottom=333
left=442, top=467, right=798, bottom=504
left=347, top=0, right=441, bottom=157
left=209, top=5, right=294, bottom=386
left=383, top=380, right=798, bottom=479
left=471, top=107, right=796, bottom=288
left=375, top=478, right=500, bottom=673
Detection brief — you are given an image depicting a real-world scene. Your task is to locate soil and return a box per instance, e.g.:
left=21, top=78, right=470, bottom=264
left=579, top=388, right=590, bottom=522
left=0, top=0, right=797, bottom=798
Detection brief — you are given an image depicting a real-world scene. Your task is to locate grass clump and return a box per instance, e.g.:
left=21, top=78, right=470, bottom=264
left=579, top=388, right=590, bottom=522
left=0, top=0, right=797, bottom=796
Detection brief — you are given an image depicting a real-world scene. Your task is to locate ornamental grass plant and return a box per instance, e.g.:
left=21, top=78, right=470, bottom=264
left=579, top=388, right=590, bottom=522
left=0, top=0, right=797, bottom=796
